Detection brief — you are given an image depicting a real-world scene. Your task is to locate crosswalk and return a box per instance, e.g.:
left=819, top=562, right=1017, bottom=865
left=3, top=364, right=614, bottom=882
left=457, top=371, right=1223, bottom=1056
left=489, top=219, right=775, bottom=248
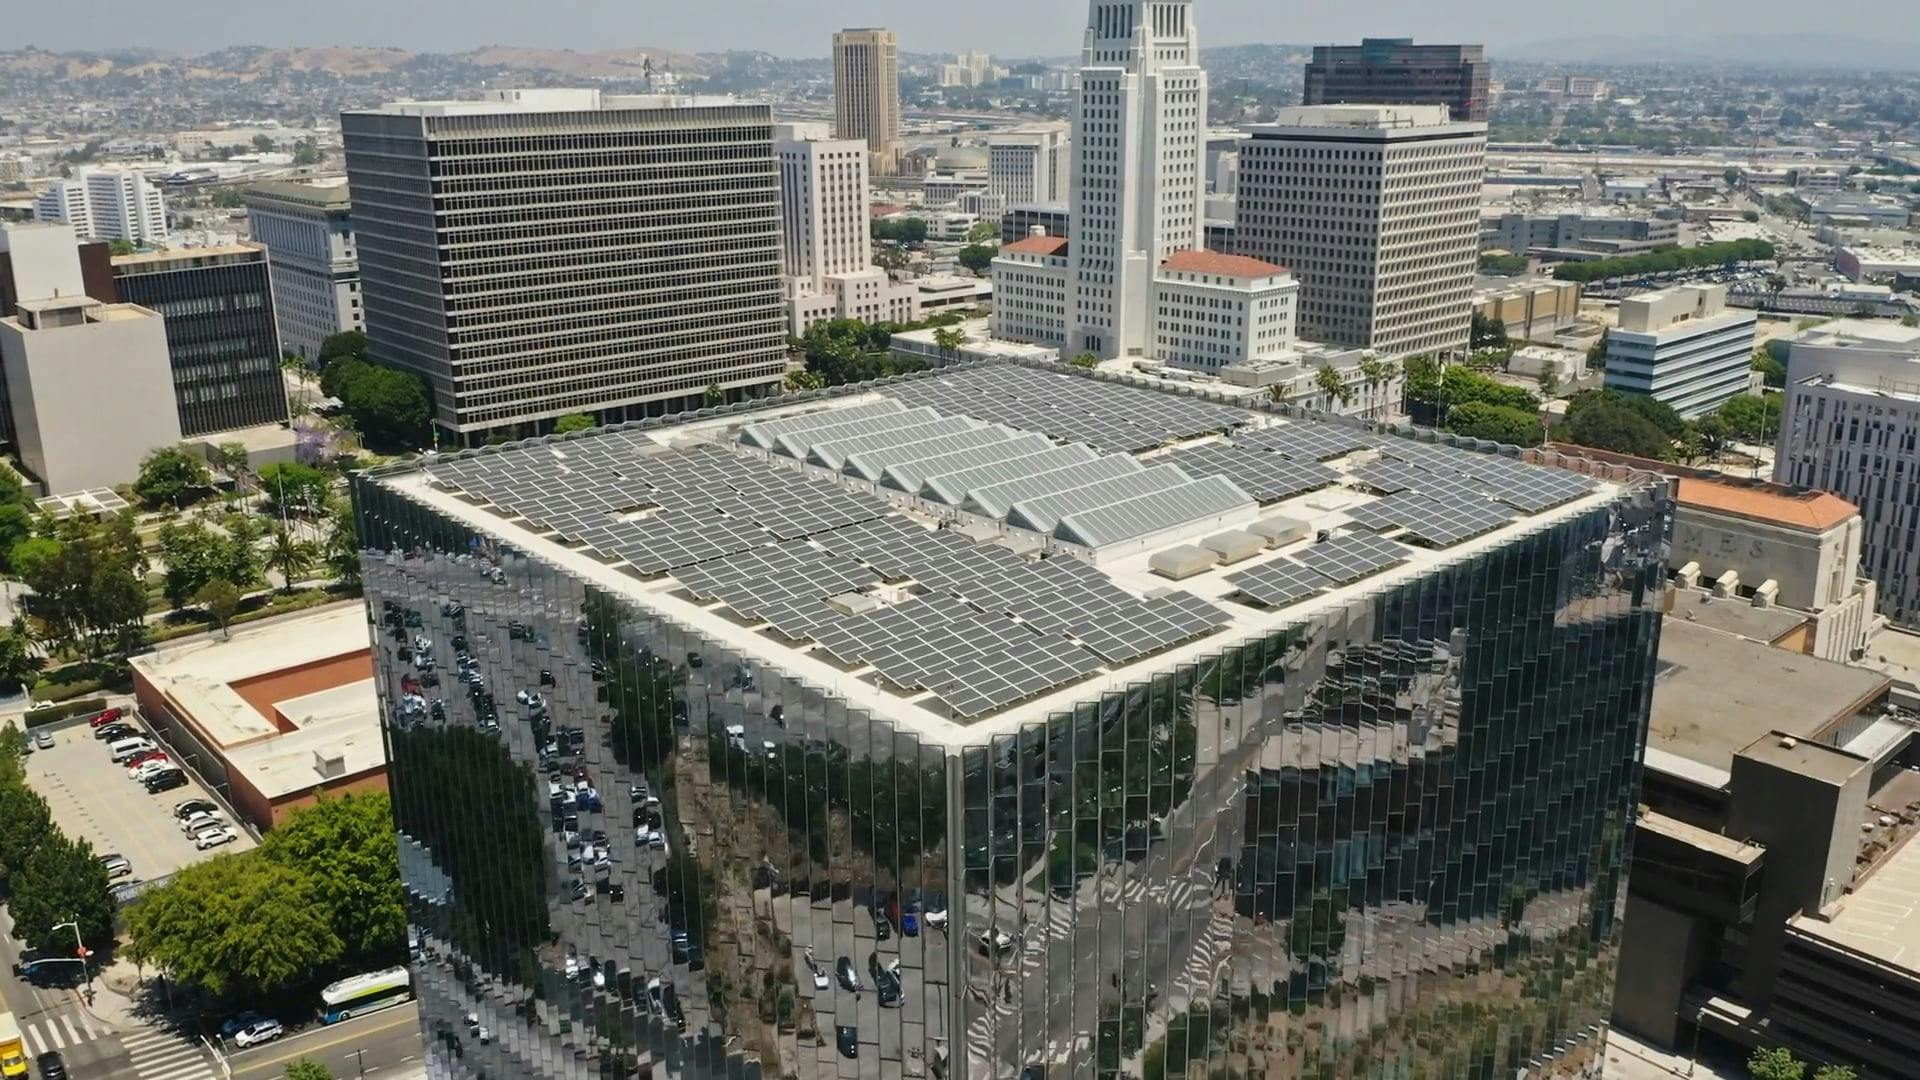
left=119, top=1026, right=219, bottom=1080
left=20, top=1011, right=101, bottom=1055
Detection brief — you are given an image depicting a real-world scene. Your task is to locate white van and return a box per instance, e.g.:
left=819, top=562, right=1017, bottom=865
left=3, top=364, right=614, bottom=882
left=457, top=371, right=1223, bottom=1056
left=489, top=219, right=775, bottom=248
left=109, top=737, right=157, bottom=762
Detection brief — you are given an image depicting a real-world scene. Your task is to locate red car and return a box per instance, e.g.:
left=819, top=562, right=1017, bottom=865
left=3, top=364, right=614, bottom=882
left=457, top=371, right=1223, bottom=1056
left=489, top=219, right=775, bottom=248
left=89, top=706, right=126, bottom=728
left=124, top=750, right=169, bottom=769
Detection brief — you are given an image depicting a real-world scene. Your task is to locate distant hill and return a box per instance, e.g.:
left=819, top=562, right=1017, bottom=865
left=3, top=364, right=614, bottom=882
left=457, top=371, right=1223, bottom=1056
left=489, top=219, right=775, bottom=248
left=1509, top=33, right=1920, bottom=71
left=0, top=43, right=710, bottom=81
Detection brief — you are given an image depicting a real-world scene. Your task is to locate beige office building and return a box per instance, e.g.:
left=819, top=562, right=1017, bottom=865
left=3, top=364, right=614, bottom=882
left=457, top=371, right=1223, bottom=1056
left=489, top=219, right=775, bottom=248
left=833, top=28, right=904, bottom=176
left=1235, top=105, right=1487, bottom=358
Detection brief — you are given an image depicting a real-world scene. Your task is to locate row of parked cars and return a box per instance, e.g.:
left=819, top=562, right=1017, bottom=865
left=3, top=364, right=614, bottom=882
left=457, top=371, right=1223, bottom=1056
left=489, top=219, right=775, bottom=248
left=87, top=707, right=238, bottom=849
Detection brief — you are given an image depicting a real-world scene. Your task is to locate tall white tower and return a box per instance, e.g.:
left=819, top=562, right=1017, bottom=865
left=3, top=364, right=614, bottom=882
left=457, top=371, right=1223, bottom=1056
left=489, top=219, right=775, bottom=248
left=1067, top=0, right=1208, bottom=358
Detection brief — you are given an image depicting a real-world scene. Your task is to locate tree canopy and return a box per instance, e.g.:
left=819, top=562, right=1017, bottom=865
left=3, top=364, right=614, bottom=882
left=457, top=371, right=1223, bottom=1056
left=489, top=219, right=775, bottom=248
left=1551, top=239, right=1775, bottom=284
left=957, top=243, right=997, bottom=274
left=1445, top=402, right=1545, bottom=447
left=15, top=513, right=147, bottom=659
left=792, top=317, right=932, bottom=387
left=134, top=446, right=213, bottom=509
left=11, top=830, right=116, bottom=953
left=1559, top=391, right=1680, bottom=460
left=257, top=462, right=332, bottom=517
left=870, top=218, right=928, bottom=245
left=553, top=413, right=596, bottom=435
left=156, top=514, right=265, bottom=609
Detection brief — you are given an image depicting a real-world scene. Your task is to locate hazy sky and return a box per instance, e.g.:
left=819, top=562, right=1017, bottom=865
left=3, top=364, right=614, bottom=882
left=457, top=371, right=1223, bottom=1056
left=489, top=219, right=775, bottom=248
left=14, top=0, right=1916, bottom=56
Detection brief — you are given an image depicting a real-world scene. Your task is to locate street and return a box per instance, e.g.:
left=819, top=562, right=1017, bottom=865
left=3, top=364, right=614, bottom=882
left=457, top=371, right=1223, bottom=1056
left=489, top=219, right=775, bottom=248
left=228, top=1002, right=424, bottom=1080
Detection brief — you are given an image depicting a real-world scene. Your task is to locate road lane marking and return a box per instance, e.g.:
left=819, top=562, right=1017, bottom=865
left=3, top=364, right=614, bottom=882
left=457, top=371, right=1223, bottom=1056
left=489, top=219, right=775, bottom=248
left=230, top=1011, right=420, bottom=1076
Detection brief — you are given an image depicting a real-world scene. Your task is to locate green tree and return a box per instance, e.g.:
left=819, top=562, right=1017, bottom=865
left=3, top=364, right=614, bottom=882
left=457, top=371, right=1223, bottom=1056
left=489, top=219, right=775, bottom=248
left=156, top=517, right=262, bottom=609
left=1691, top=414, right=1731, bottom=460
left=258, top=792, right=406, bottom=962
left=251, top=134, right=276, bottom=153
left=1537, top=369, right=1561, bottom=399
left=193, top=578, right=242, bottom=638
left=552, top=413, right=596, bottom=435
left=0, top=628, right=36, bottom=692
left=0, top=503, right=37, bottom=573
left=1742, top=209, right=1760, bottom=223
left=1442, top=366, right=1539, bottom=412
left=342, top=366, right=433, bottom=449
left=1812, top=1067, right=1858, bottom=1080
left=134, top=446, right=213, bottom=509
left=0, top=782, right=52, bottom=889
left=1068, top=352, right=1100, bottom=370
left=1470, top=311, right=1512, bottom=350
left=285, top=1061, right=335, bottom=1080
left=1748, top=1047, right=1805, bottom=1080
left=9, top=830, right=115, bottom=951
left=1753, top=351, right=1787, bottom=389
left=265, top=525, right=316, bottom=592
left=965, top=220, right=998, bottom=243
left=17, top=515, right=147, bottom=659
left=316, top=330, right=369, bottom=371
left=1562, top=396, right=1676, bottom=460
left=258, top=462, right=332, bottom=517
left=211, top=441, right=252, bottom=483
left=933, top=326, right=967, bottom=361
left=323, top=501, right=361, bottom=587
left=1445, top=402, right=1544, bottom=446
left=126, top=855, right=344, bottom=995
left=107, top=238, right=137, bottom=257
left=1314, top=365, right=1353, bottom=407
left=1401, top=355, right=1445, bottom=423
left=783, top=369, right=825, bottom=391
left=1719, top=393, right=1783, bottom=442
left=957, top=244, right=996, bottom=274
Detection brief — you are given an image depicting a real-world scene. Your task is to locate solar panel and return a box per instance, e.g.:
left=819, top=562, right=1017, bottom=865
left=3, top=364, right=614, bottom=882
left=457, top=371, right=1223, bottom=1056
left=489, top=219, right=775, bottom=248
left=738, top=399, right=907, bottom=449
left=1223, top=559, right=1335, bottom=609
left=772, top=407, right=944, bottom=460
left=1052, top=477, right=1255, bottom=549
left=1232, top=423, right=1380, bottom=461
left=1158, top=444, right=1341, bottom=504
left=962, top=455, right=1146, bottom=520
left=877, top=433, right=1054, bottom=493
left=842, top=426, right=1018, bottom=482
left=1069, top=590, right=1231, bottom=664
left=1346, top=492, right=1517, bottom=548
left=1005, top=464, right=1197, bottom=534
left=918, top=444, right=1100, bottom=506
left=1292, top=533, right=1411, bottom=585
left=803, top=415, right=985, bottom=470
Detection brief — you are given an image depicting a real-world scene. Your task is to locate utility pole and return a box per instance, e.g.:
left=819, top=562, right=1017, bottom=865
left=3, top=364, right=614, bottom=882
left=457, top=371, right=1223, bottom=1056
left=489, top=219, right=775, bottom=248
left=51, top=919, right=90, bottom=1001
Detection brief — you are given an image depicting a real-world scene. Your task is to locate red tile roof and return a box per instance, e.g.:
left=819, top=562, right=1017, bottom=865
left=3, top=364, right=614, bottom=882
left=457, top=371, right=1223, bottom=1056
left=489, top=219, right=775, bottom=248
left=1160, top=249, right=1288, bottom=278
left=1674, top=478, right=1858, bottom=532
left=1003, top=235, right=1069, bottom=257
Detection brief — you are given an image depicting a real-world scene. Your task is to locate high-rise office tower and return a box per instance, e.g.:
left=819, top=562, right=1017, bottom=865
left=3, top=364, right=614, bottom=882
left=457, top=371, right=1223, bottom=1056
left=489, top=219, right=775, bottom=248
left=987, top=123, right=1070, bottom=206
left=356, top=356, right=1667, bottom=1080
left=1066, top=0, right=1207, bottom=358
left=1774, top=319, right=1920, bottom=627
left=33, top=169, right=169, bottom=244
left=775, top=122, right=920, bottom=333
left=833, top=29, right=904, bottom=176
left=1236, top=105, right=1487, bottom=357
left=341, top=89, right=786, bottom=444
left=1304, top=38, right=1490, bottom=123
left=242, top=178, right=363, bottom=363
left=111, top=244, right=291, bottom=437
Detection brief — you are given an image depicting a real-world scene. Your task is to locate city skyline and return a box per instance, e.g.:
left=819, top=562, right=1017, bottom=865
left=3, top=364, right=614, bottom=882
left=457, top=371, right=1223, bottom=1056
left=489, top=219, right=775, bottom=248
left=11, top=0, right=1918, bottom=57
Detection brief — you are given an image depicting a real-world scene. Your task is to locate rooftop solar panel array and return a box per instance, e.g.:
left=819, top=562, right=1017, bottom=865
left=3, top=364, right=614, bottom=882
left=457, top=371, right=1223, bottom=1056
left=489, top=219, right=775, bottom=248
left=1004, top=464, right=1197, bottom=534
left=877, top=365, right=1250, bottom=451
left=1157, top=442, right=1342, bottom=504
left=960, top=455, right=1145, bottom=520
left=878, top=433, right=1055, bottom=494
left=771, top=406, right=941, bottom=460
left=1222, top=532, right=1409, bottom=609
left=918, top=444, right=1100, bottom=506
left=738, top=399, right=907, bottom=450
left=802, top=414, right=984, bottom=470
left=1054, top=476, right=1255, bottom=550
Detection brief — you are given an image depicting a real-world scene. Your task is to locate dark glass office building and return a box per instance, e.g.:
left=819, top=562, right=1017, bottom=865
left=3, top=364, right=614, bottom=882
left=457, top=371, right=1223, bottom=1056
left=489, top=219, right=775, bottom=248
left=111, top=244, right=289, bottom=437
left=1304, top=38, right=1491, bottom=123
left=353, top=361, right=1668, bottom=1080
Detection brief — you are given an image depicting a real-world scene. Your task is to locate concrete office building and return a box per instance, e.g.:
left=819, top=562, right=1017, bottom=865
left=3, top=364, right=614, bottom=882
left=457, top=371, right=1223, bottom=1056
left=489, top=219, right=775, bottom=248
left=352, top=359, right=1668, bottom=1080
left=112, top=244, right=290, bottom=437
left=986, top=123, right=1070, bottom=206
left=1236, top=105, right=1487, bottom=357
left=1215, top=343, right=1405, bottom=419
left=1604, top=284, right=1757, bottom=419
left=1473, top=279, right=1584, bottom=341
left=990, top=233, right=1071, bottom=347
left=1303, top=38, right=1490, bottom=122
left=1616, top=615, right=1919, bottom=1079
left=775, top=123, right=921, bottom=335
left=833, top=29, right=905, bottom=176
left=342, top=89, right=787, bottom=443
left=242, top=178, right=363, bottom=362
left=1483, top=208, right=1682, bottom=256
left=1150, top=249, right=1298, bottom=372
left=0, top=226, right=179, bottom=494
left=1774, top=319, right=1920, bottom=627
left=33, top=170, right=168, bottom=244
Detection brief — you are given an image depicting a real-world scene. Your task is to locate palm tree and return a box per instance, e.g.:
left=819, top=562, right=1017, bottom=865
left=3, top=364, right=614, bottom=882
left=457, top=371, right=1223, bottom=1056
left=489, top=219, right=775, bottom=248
left=932, top=327, right=967, bottom=363
left=1357, top=356, right=1393, bottom=417
left=1315, top=365, right=1355, bottom=410
left=265, top=524, right=316, bottom=593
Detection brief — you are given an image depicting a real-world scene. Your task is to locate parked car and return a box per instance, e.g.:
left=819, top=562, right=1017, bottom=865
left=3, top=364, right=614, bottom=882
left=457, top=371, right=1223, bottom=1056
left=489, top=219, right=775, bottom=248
left=231, top=1018, right=284, bottom=1049
left=174, top=799, right=218, bottom=820
left=33, top=730, right=54, bottom=751
left=93, top=723, right=135, bottom=741
left=97, top=854, right=132, bottom=880
left=836, top=1026, right=858, bottom=1060
left=144, top=770, right=188, bottom=794
left=875, top=966, right=902, bottom=1007
left=130, top=761, right=175, bottom=784
left=180, top=812, right=225, bottom=835
left=836, top=956, right=861, bottom=992
left=808, top=959, right=831, bottom=990
left=194, top=828, right=238, bottom=851
left=109, top=738, right=157, bottom=763
left=219, top=1012, right=267, bottom=1039
left=87, top=707, right=124, bottom=728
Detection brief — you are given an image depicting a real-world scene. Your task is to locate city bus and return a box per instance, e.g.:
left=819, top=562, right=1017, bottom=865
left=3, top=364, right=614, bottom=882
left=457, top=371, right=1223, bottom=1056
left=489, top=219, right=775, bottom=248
left=319, top=967, right=414, bottom=1024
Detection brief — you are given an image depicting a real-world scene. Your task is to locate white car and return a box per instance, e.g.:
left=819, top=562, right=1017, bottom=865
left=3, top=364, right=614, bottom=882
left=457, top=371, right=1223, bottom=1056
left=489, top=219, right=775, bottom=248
left=180, top=812, right=225, bottom=835
left=129, top=759, right=174, bottom=781
left=231, top=1018, right=283, bottom=1048
left=195, top=828, right=238, bottom=851
left=809, top=961, right=830, bottom=991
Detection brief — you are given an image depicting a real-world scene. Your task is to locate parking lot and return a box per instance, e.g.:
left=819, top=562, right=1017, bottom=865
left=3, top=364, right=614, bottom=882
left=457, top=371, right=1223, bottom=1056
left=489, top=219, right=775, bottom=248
left=23, top=710, right=256, bottom=887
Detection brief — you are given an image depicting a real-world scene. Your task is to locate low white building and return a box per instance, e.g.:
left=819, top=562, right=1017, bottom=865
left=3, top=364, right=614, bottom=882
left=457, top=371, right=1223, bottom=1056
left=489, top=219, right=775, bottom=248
left=776, top=125, right=921, bottom=335
left=889, top=318, right=1057, bottom=366
left=1219, top=344, right=1403, bottom=419
left=1604, top=284, right=1757, bottom=419
left=1151, top=250, right=1298, bottom=373
left=33, top=168, right=168, bottom=243
left=989, top=234, right=1071, bottom=348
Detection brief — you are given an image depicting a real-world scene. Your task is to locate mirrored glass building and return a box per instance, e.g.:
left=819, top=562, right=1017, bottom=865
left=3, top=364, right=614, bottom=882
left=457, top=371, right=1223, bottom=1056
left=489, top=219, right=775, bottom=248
left=352, top=361, right=1670, bottom=1080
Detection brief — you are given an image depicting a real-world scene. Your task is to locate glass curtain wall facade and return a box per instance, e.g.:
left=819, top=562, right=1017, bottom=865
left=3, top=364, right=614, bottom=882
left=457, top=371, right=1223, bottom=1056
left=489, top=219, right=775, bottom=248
left=354, top=458, right=1666, bottom=1080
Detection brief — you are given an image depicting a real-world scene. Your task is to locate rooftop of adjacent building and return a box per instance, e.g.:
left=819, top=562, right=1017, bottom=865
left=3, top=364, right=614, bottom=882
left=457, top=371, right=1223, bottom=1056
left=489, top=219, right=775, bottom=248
left=349, top=87, right=753, bottom=118
left=241, top=177, right=351, bottom=208
left=1646, top=619, right=1891, bottom=785
left=4, top=295, right=156, bottom=329
left=110, top=241, right=265, bottom=272
left=1249, top=104, right=1486, bottom=135
left=129, top=605, right=381, bottom=799
left=1544, top=444, right=1859, bottom=536
left=1667, top=587, right=1817, bottom=645
left=1791, top=812, right=1920, bottom=970
left=375, top=362, right=1628, bottom=748
left=1160, top=250, right=1288, bottom=279
left=1002, top=235, right=1069, bottom=257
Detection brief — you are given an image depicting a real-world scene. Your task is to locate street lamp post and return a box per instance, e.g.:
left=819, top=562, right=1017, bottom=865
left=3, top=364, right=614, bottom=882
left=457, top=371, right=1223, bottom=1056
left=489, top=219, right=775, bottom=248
left=50, top=919, right=91, bottom=1003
